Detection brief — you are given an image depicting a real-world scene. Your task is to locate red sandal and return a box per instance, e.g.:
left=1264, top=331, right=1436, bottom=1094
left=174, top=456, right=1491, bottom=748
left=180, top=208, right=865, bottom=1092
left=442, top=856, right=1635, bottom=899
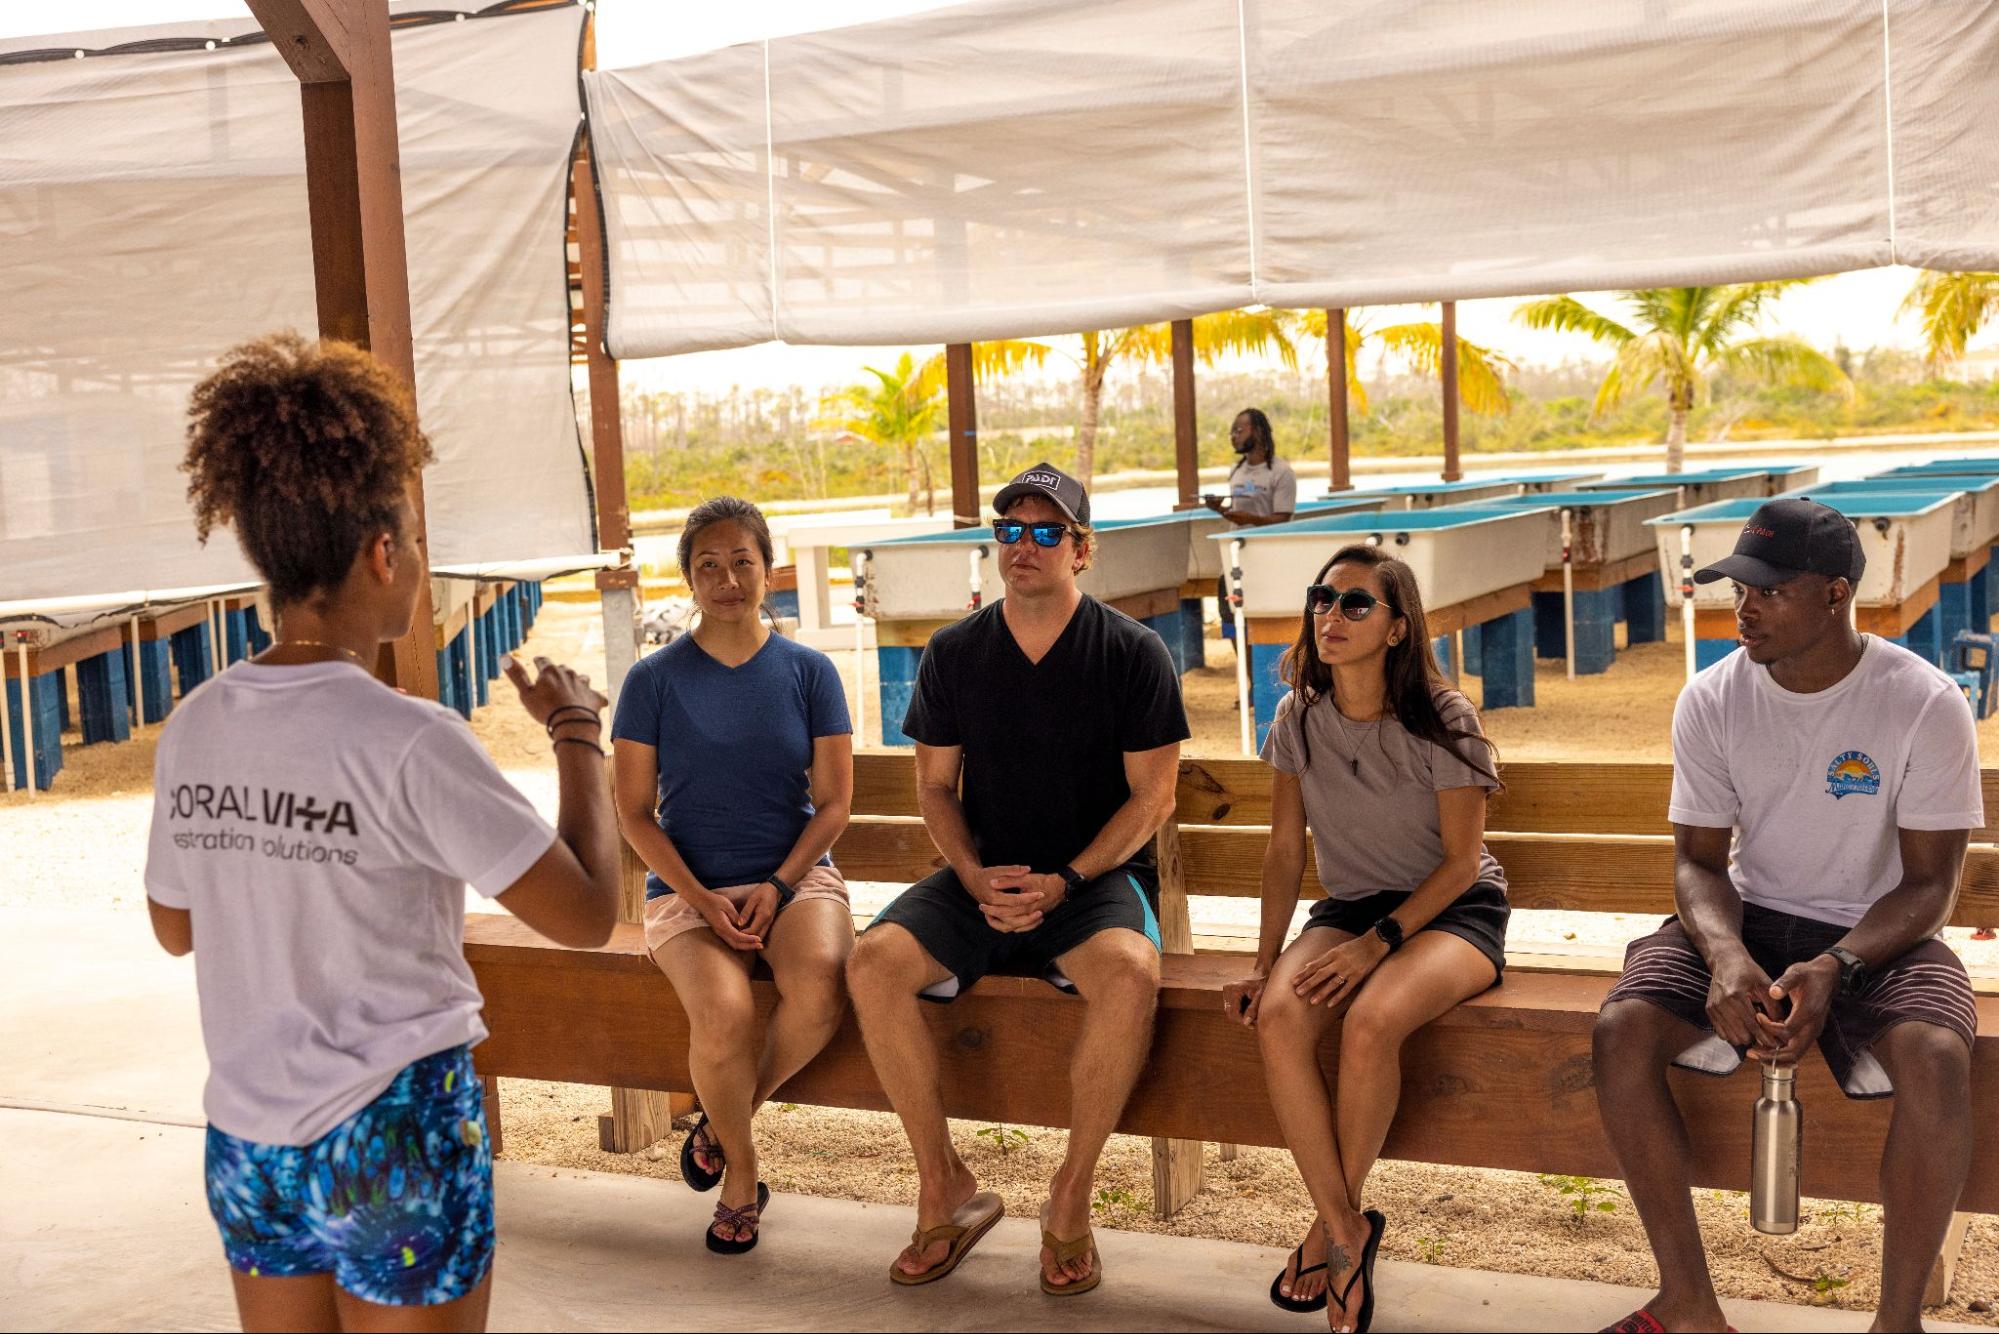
left=1599, top=1311, right=1737, bottom=1334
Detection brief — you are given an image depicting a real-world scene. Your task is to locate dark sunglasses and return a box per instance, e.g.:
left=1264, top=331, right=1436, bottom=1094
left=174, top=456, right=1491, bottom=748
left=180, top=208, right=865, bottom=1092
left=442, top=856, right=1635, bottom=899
left=993, top=520, right=1072, bottom=548
left=1306, top=584, right=1390, bottom=620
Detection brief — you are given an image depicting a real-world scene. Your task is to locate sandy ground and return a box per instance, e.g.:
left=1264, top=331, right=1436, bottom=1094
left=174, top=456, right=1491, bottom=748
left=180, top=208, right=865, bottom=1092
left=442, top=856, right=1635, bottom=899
left=5, top=596, right=1997, bottom=1323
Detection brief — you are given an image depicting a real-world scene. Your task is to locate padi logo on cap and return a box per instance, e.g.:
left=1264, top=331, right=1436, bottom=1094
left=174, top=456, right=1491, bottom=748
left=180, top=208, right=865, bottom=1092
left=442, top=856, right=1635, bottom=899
left=1021, top=470, right=1062, bottom=489
left=1825, top=750, right=1880, bottom=800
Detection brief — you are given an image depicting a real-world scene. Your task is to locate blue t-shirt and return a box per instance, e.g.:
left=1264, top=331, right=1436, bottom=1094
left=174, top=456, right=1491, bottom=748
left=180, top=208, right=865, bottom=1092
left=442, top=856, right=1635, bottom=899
left=611, top=632, right=852, bottom=898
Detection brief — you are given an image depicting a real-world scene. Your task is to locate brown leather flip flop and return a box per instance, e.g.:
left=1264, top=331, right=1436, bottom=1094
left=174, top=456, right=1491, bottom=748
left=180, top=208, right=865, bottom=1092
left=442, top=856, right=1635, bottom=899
left=889, top=1190, right=1005, bottom=1287
left=1038, top=1203, right=1102, bottom=1297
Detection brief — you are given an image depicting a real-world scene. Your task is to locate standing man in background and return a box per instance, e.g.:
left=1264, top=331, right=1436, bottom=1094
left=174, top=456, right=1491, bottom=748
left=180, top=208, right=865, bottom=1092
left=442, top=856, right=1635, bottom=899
left=1206, top=407, right=1298, bottom=640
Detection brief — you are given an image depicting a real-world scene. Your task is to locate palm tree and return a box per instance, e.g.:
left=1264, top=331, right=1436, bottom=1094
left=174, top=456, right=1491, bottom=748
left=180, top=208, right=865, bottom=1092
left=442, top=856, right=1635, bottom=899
left=1902, top=270, right=1999, bottom=367
left=1515, top=284, right=1853, bottom=473
left=1297, top=308, right=1515, bottom=416
left=816, top=344, right=1054, bottom=512
left=1049, top=311, right=1299, bottom=485
left=816, top=352, right=946, bottom=513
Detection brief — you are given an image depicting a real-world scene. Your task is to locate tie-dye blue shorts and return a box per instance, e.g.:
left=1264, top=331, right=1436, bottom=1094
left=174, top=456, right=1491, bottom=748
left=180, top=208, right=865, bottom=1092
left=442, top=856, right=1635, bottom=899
left=203, top=1044, right=495, bottom=1307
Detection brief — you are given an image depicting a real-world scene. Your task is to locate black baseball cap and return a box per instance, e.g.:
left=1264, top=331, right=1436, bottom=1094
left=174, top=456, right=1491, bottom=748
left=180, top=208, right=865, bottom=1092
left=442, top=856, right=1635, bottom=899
left=992, top=461, right=1090, bottom=525
left=1692, top=497, right=1865, bottom=587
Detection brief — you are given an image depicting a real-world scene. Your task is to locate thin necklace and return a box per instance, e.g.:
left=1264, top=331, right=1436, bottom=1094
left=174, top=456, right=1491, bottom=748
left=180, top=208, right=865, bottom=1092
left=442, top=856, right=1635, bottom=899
left=273, top=639, right=367, bottom=668
left=1329, top=696, right=1387, bottom=777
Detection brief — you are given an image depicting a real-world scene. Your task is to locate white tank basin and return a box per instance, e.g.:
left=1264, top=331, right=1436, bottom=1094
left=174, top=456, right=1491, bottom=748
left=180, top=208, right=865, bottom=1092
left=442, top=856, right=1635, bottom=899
left=1648, top=494, right=1955, bottom=610
left=1217, top=507, right=1554, bottom=618
left=1581, top=468, right=1770, bottom=508
left=1790, top=479, right=1999, bottom=559
left=1449, top=489, right=1683, bottom=571
left=863, top=517, right=1194, bottom=622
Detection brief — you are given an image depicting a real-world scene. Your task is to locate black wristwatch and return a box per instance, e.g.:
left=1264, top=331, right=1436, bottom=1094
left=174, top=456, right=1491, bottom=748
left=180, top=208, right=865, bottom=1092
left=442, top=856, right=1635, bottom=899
left=1819, top=945, right=1868, bottom=997
left=1372, top=916, right=1405, bottom=954
left=1056, top=865, right=1088, bottom=894
left=766, top=873, right=795, bottom=906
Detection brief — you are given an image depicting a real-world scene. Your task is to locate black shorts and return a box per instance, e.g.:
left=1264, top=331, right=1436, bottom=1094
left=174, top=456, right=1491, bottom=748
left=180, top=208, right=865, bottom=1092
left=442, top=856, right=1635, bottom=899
left=868, top=864, right=1163, bottom=1000
left=1306, top=883, right=1510, bottom=984
left=1602, top=899, right=1978, bottom=1099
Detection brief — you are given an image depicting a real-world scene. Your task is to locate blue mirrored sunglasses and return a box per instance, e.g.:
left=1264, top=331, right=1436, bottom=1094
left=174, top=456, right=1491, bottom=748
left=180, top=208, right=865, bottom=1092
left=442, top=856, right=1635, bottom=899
left=993, top=520, right=1072, bottom=548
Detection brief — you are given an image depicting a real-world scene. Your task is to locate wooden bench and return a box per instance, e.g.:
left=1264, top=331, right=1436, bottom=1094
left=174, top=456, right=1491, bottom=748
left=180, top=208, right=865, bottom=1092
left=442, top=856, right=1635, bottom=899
left=465, top=753, right=1999, bottom=1299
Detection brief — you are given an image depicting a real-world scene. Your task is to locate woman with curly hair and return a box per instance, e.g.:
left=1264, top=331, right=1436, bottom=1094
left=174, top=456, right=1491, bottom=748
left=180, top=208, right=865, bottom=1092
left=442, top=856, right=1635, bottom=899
left=147, top=332, right=622, bottom=1333
left=1221, top=544, right=1509, bottom=1334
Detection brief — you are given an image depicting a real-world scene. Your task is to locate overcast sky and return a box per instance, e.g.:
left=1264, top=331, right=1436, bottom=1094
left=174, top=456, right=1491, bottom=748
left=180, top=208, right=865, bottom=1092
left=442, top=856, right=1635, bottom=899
left=9, top=2, right=1951, bottom=393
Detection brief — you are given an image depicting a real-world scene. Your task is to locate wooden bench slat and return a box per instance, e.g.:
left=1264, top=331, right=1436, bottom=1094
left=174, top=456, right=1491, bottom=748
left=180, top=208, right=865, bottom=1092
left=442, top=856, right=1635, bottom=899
left=857, top=753, right=1999, bottom=843
left=828, top=818, right=1999, bottom=929
left=463, top=916, right=1999, bottom=1213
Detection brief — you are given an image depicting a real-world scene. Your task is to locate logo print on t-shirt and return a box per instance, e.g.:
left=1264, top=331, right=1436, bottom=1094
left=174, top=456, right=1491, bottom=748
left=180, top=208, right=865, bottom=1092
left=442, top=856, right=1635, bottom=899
left=1825, top=751, right=1881, bottom=800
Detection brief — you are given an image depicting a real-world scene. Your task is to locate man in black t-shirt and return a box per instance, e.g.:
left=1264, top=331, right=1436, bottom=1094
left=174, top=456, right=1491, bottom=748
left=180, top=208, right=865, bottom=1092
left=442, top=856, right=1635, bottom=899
left=848, top=463, right=1190, bottom=1296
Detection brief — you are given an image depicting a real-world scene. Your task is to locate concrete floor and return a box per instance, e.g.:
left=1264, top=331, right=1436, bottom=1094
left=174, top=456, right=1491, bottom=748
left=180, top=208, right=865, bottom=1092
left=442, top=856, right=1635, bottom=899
left=0, top=909, right=1980, bottom=1333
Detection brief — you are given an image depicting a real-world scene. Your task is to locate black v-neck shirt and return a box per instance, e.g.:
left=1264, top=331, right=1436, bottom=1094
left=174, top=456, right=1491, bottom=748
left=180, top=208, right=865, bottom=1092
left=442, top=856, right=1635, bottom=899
left=901, top=596, right=1190, bottom=873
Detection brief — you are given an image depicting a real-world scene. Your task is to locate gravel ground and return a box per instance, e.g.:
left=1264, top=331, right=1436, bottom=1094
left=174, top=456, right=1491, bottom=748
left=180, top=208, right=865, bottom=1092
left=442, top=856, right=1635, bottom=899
left=5, top=597, right=1996, bottom=1323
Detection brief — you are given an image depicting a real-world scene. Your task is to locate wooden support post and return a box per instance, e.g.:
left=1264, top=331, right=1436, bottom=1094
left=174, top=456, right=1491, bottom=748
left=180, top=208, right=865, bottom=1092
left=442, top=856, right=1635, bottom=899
left=1149, top=819, right=1209, bottom=1218
left=596, top=768, right=693, bottom=1153
left=1924, top=1210, right=1972, bottom=1307
left=572, top=128, right=641, bottom=708
left=946, top=343, right=979, bottom=528
left=1441, top=300, right=1462, bottom=483
left=568, top=23, right=674, bottom=1154
left=1172, top=319, right=1199, bottom=509
left=1327, top=308, right=1352, bottom=493
left=249, top=0, right=438, bottom=698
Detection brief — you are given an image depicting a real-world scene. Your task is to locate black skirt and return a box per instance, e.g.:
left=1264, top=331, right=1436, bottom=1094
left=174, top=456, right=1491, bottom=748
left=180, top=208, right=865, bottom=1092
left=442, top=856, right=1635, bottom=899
left=1305, top=882, right=1510, bottom=984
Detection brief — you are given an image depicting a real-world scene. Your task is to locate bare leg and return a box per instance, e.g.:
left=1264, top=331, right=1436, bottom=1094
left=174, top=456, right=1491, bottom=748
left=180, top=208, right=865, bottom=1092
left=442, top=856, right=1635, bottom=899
left=1869, top=1021, right=1973, bottom=1333
left=753, top=898, right=855, bottom=1105
left=227, top=1270, right=340, bottom=1333
left=334, top=1274, right=493, bottom=1333
left=1334, top=932, right=1496, bottom=1205
left=653, top=931, right=760, bottom=1241
left=1255, top=927, right=1360, bottom=1306
left=1592, top=999, right=1729, bottom=1332
left=1039, top=928, right=1161, bottom=1289
left=845, top=923, right=969, bottom=1278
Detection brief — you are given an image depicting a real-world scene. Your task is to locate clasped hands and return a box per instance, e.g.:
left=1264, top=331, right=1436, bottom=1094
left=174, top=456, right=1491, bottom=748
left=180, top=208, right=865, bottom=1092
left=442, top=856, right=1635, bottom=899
left=1707, top=948, right=1840, bottom=1064
left=966, top=864, right=1068, bottom=933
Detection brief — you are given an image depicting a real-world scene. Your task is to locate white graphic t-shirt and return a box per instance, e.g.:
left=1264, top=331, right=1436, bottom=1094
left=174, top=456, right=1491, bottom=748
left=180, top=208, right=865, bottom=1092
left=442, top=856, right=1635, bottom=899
left=1668, top=636, right=1982, bottom=927
left=145, top=661, right=556, bottom=1145
left=1227, top=457, right=1298, bottom=519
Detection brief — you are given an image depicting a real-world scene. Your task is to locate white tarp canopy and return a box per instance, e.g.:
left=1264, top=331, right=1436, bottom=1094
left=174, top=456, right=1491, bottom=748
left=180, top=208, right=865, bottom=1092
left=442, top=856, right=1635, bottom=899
left=586, top=0, right=1999, bottom=359
left=0, top=2, right=596, bottom=605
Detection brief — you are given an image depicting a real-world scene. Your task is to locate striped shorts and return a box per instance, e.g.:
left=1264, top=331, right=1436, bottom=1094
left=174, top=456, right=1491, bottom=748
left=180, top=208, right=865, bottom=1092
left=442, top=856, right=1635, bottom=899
left=1602, top=900, right=1977, bottom=1099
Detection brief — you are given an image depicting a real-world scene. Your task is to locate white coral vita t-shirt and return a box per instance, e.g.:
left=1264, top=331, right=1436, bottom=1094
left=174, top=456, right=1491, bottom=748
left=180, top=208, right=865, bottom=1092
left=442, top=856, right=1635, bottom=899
left=145, top=661, right=556, bottom=1145
left=1668, top=636, right=1982, bottom=927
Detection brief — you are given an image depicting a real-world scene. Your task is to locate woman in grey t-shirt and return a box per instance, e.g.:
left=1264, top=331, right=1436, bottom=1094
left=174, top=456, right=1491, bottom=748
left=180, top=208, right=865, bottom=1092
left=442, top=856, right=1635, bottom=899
left=1220, top=543, right=1508, bottom=1330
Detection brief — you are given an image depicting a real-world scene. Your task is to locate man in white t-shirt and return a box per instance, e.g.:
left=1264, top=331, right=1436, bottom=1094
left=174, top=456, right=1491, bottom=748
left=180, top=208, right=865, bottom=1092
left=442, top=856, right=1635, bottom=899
left=1592, top=498, right=1982, bottom=1334
left=1204, top=407, right=1298, bottom=639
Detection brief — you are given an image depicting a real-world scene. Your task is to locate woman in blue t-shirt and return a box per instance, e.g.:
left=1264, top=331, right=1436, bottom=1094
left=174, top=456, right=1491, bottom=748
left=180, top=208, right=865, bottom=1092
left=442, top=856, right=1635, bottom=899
left=611, top=496, right=855, bottom=1255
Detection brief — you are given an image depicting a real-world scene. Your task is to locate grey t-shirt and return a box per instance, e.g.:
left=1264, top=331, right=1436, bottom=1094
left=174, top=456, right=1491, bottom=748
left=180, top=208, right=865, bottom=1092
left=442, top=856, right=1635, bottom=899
left=1260, top=687, right=1506, bottom=900
left=1227, top=457, right=1298, bottom=518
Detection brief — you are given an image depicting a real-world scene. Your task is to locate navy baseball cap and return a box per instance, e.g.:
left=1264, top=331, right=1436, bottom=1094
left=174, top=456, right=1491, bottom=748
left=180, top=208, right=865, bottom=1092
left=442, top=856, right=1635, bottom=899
left=992, top=461, right=1090, bottom=525
left=1693, top=497, right=1865, bottom=587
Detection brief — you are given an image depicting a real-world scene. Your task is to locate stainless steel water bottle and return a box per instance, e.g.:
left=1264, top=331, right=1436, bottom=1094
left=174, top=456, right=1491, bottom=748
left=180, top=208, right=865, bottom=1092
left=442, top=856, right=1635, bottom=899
left=1750, top=1063, right=1802, bottom=1234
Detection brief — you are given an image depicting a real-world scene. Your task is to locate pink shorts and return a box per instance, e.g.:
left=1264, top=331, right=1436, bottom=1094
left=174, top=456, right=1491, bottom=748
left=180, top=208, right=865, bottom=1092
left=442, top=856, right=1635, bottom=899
left=642, top=864, right=851, bottom=955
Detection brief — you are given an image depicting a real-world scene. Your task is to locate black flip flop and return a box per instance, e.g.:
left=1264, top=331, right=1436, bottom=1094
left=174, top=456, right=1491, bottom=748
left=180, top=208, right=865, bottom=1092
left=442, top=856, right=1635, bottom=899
left=1268, top=1242, right=1328, bottom=1313
left=679, top=1114, right=723, bottom=1193
left=705, top=1181, right=770, bottom=1256
left=1326, top=1209, right=1386, bottom=1334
